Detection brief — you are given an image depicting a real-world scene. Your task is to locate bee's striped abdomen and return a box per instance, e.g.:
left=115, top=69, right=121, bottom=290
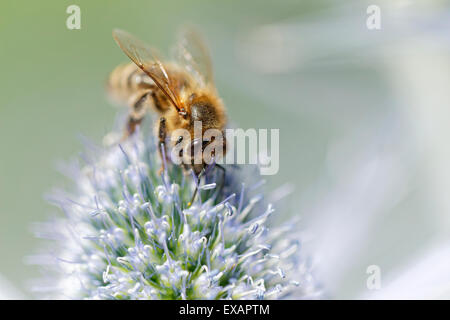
left=107, top=63, right=152, bottom=106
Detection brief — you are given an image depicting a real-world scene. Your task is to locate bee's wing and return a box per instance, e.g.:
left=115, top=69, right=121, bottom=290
left=112, top=29, right=182, bottom=111
left=174, top=27, right=214, bottom=88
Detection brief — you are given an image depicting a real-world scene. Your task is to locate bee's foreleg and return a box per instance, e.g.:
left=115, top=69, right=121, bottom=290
left=158, top=117, right=168, bottom=174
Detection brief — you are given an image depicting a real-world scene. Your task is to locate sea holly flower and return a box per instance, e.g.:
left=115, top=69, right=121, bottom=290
left=29, top=125, right=320, bottom=299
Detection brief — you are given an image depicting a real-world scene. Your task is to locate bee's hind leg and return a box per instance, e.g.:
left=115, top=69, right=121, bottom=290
left=124, top=116, right=143, bottom=139
left=122, top=90, right=152, bottom=140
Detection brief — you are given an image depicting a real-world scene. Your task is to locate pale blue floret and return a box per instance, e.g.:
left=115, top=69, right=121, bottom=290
left=30, top=127, right=320, bottom=300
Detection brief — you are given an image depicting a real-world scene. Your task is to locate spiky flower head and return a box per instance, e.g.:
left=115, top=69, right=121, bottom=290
left=30, top=123, right=320, bottom=299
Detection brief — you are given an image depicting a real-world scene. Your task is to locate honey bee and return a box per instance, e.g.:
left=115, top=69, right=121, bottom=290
left=108, top=28, right=227, bottom=204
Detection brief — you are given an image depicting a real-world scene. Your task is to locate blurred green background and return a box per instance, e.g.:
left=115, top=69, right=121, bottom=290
left=1, top=0, right=450, bottom=299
